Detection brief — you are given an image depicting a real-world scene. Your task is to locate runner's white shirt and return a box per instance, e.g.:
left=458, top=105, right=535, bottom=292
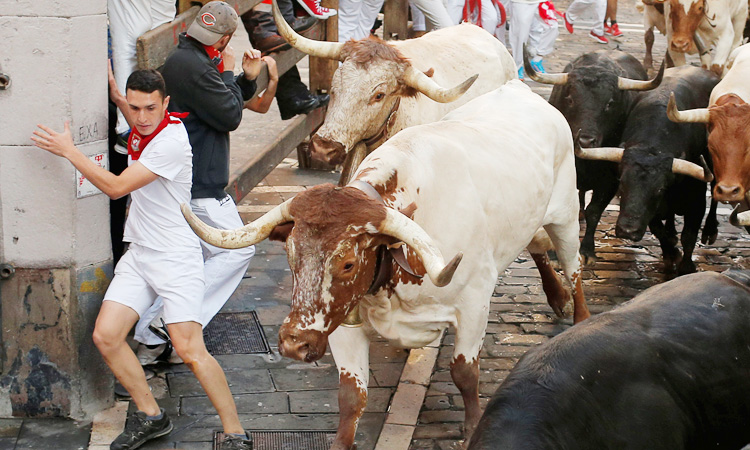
left=123, top=120, right=202, bottom=252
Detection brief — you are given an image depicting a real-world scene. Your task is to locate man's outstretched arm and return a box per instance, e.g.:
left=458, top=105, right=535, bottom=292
left=31, top=122, right=158, bottom=200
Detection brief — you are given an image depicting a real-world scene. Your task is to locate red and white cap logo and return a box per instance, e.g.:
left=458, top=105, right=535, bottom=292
left=201, top=12, right=216, bottom=27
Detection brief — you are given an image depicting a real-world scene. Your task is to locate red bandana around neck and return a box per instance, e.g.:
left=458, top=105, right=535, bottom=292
left=128, top=111, right=189, bottom=161
left=202, top=44, right=225, bottom=73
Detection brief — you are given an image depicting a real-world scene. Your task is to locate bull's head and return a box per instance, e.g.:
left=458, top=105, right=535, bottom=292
left=660, top=0, right=707, bottom=54
left=526, top=48, right=665, bottom=148
left=668, top=92, right=750, bottom=202
left=573, top=133, right=713, bottom=240
left=181, top=184, right=462, bottom=363
left=271, top=0, right=477, bottom=165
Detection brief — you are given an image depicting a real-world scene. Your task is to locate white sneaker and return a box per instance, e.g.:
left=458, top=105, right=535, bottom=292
left=136, top=343, right=167, bottom=365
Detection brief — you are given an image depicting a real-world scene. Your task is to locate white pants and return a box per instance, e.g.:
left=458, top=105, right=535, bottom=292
left=565, top=0, right=606, bottom=35
left=409, top=0, right=455, bottom=30
left=134, top=195, right=255, bottom=345
left=452, top=0, right=503, bottom=36
left=509, top=1, right=559, bottom=69
left=338, top=0, right=386, bottom=41
left=109, top=0, right=176, bottom=135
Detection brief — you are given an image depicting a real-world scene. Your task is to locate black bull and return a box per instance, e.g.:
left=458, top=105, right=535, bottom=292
left=538, top=50, right=661, bottom=264
left=468, top=270, right=750, bottom=450
left=616, top=66, right=720, bottom=275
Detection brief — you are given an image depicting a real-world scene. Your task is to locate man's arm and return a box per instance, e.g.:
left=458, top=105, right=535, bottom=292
left=108, top=62, right=135, bottom=130
left=31, top=122, right=158, bottom=200
left=246, top=57, right=278, bottom=114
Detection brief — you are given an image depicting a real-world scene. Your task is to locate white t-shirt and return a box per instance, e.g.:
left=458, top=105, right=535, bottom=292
left=123, top=120, right=202, bottom=252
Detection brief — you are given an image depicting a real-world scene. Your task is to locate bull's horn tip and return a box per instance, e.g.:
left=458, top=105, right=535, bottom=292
left=435, top=252, right=463, bottom=287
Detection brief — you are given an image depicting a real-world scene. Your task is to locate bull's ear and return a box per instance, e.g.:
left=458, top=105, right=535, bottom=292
left=269, top=222, right=294, bottom=242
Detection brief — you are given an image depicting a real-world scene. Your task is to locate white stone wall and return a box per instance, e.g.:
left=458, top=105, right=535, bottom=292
left=0, top=0, right=110, bottom=268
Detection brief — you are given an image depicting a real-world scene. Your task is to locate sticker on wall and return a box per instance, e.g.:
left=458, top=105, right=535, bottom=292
left=76, top=152, right=108, bottom=198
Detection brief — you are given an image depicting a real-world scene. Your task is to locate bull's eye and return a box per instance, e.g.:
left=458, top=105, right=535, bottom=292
left=373, top=93, right=385, bottom=102
left=605, top=99, right=614, bottom=111
left=566, top=96, right=574, bottom=107
left=343, top=262, right=355, bottom=271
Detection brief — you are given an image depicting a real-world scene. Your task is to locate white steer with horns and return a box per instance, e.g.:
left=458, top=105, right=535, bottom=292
left=182, top=81, right=589, bottom=450
left=271, top=0, right=517, bottom=179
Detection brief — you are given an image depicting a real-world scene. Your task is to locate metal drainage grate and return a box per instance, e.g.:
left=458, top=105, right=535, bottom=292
left=203, top=311, right=271, bottom=355
left=214, top=430, right=336, bottom=450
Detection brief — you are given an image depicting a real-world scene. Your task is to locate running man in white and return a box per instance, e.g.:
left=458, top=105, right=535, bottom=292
left=31, top=70, right=252, bottom=450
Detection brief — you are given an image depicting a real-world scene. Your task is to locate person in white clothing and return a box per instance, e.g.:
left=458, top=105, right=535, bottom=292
left=510, top=0, right=559, bottom=78
left=32, top=69, right=253, bottom=450
left=563, top=0, right=608, bottom=43
left=338, top=0, right=385, bottom=41
left=109, top=0, right=176, bottom=143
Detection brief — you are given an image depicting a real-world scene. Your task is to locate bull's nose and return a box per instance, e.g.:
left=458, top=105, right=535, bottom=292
left=578, top=134, right=597, bottom=148
left=279, top=340, right=312, bottom=361
left=671, top=38, right=690, bottom=52
left=714, top=184, right=744, bottom=202
left=615, top=222, right=645, bottom=242
left=310, top=135, right=346, bottom=165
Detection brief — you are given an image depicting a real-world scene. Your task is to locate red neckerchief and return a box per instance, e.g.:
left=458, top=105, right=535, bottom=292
left=128, top=111, right=189, bottom=161
left=185, top=34, right=225, bottom=72
left=202, top=43, right=225, bottom=73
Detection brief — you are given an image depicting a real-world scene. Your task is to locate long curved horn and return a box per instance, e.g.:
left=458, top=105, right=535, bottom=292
left=573, top=132, right=624, bottom=162
left=667, top=92, right=710, bottom=123
left=672, top=154, right=714, bottom=182
left=181, top=199, right=293, bottom=249
left=618, top=58, right=665, bottom=90
left=402, top=66, right=478, bottom=103
left=272, top=0, right=344, bottom=61
left=378, top=208, right=462, bottom=287
left=523, top=44, right=569, bottom=85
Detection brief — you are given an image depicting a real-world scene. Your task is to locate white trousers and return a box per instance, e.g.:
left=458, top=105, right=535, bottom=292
left=134, top=195, right=255, bottom=345
left=509, top=1, right=559, bottom=69
left=451, top=0, right=503, bottom=35
left=409, top=0, right=455, bottom=30
left=338, top=0, right=386, bottom=41
left=565, top=0, right=606, bottom=35
left=109, top=0, right=176, bottom=135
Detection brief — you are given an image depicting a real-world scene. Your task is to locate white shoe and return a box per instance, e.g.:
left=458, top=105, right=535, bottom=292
left=136, top=343, right=168, bottom=365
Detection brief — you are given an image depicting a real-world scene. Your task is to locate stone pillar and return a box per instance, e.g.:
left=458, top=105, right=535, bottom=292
left=0, top=0, right=113, bottom=419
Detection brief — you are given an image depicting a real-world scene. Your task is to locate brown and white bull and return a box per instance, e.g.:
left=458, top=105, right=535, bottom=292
left=181, top=81, right=590, bottom=450
left=655, top=0, right=747, bottom=75
left=667, top=43, right=750, bottom=222
left=272, top=1, right=517, bottom=180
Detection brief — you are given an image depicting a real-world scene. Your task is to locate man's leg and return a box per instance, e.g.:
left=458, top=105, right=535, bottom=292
left=93, top=301, right=160, bottom=416
left=509, top=2, right=536, bottom=70
left=168, top=321, right=244, bottom=433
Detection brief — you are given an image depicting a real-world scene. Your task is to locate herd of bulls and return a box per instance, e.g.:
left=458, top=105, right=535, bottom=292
left=183, top=5, right=750, bottom=449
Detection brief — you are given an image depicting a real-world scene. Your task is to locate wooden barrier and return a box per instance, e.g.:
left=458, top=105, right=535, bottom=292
left=383, top=0, right=409, bottom=40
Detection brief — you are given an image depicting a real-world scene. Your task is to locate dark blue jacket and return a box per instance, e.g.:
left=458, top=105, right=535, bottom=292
left=161, top=33, right=257, bottom=199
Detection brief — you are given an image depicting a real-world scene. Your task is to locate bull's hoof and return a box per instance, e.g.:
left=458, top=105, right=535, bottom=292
left=701, top=229, right=718, bottom=245
left=677, top=261, right=697, bottom=276
left=562, top=299, right=575, bottom=318
left=548, top=285, right=572, bottom=318
left=581, top=252, right=598, bottom=267
left=663, top=250, right=682, bottom=277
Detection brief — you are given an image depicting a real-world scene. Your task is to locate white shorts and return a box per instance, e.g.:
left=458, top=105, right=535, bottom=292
left=104, top=243, right=205, bottom=324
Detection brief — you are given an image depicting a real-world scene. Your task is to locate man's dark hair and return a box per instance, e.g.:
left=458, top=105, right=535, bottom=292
left=125, top=69, right=166, bottom=99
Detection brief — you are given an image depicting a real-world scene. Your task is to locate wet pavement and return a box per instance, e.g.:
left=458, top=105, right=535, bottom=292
left=8, top=1, right=749, bottom=449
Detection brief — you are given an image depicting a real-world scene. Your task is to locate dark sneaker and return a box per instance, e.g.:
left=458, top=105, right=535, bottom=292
left=217, top=432, right=253, bottom=450
left=110, top=409, right=172, bottom=450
